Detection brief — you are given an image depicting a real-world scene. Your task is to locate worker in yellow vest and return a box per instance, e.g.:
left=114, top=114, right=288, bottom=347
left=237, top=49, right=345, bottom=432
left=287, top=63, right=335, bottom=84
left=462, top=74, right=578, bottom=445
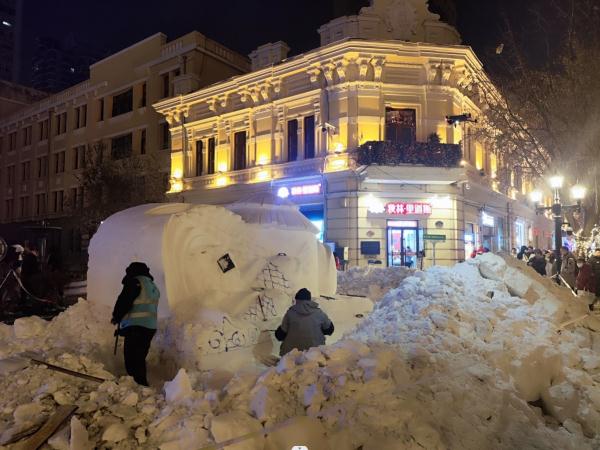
left=111, top=262, right=159, bottom=386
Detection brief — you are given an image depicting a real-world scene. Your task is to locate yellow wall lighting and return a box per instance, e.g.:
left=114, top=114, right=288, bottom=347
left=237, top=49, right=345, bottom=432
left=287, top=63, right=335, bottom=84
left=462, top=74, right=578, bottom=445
left=172, top=168, right=183, bottom=180
left=255, top=169, right=270, bottom=182
left=215, top=175, right=228, bottom=187
left=217, top=162, right=228, bottom=173
left=326, top=154, right=348, bottom=172
left=169, top=179, right=183, bottom=193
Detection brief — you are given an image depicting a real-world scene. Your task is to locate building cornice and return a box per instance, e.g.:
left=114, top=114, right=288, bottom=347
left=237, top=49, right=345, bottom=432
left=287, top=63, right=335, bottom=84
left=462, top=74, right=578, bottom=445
left=153, top=38, right=485, bottom=115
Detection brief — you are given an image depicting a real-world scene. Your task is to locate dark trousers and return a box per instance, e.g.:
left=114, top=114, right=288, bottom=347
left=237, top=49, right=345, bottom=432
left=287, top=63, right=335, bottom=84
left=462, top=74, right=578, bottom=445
left=122, top=326, right=156, bottom=386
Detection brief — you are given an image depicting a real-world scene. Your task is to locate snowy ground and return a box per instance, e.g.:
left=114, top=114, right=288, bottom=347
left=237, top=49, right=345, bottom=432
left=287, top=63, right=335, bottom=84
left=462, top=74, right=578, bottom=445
left=2, top=253, right=600, bottom=449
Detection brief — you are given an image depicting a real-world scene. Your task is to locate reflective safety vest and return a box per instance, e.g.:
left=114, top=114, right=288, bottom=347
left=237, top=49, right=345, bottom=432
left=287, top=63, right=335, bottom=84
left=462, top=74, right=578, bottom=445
left=120, top=276, right=159, bottom=330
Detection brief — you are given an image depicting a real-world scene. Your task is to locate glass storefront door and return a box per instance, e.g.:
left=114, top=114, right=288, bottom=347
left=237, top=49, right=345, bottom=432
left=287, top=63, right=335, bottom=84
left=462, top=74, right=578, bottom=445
left=387, top=227, right=418, bottom=268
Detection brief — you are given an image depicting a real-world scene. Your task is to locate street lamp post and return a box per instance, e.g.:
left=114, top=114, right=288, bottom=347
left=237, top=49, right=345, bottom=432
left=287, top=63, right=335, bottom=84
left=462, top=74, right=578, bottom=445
left=530, top=175, right=585, bottom=276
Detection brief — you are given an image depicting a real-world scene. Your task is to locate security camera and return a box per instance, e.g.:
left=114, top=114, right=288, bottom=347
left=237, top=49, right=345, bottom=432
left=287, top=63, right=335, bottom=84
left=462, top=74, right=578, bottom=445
left=320, top=122, right=337, bottom=133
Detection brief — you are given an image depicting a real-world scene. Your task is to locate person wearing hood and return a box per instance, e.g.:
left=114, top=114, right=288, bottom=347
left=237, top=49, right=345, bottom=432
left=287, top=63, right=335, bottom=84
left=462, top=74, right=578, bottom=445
left=111, top=262, right=159, bottom=386
left=275, top=288, right=334, bottom=356
left=559, top=246, right=577, bottom=290
left=527, top=249, right=546, bottom=276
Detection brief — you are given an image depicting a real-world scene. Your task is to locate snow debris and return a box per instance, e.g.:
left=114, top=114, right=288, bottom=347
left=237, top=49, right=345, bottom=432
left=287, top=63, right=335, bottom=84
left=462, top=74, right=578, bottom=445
left=164, top=369, right=193, bottom=404
left=2, top=253, right=600, bottom=448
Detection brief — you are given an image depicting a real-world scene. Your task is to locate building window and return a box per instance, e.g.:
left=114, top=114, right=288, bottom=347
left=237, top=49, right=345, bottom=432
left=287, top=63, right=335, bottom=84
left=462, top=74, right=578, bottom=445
left=6, top=165, right=15, bottom=185
left=111, top=133, right=133, bottom=159
left=140, top=82, right=147, bottom=108
left=19, top=197, right=29, bottom=218
left=23, top=126, right=32, bottom=146
left=5, top=199, right=14, bottom=220
left=98, top=98, right=104, bottom=121
left=233, top=131, right=247, bottom=171
left=161, top=73, right=170, bottom=98
left=303, top=115, right=315, bottom=159
left=54, top=151, right=66, bottom=173
left=287, top=119, right=298, bottom=161
left=52, top=190, right=64, bottom=213
left=35, top=193, right=47, bottom=216
left=55, top=112, right=67, bottom=135
left=195, top=140, right=203, bottom=176
left=21, top=161, right=31, bottom=181
left=38, top=119, right=49, bottom=140
left=74, top=104, right=87, bottom=128
left=8, top=132, right=16, bottom=151
left=73, top=145, right=85, bottom=169
left=140, top=129, right=146, bottom=155
left=207, top=137, right=216, bottom=174
left=160, top=123, right=170, bottom=150
left=112, top=88, right=133, bottom=117
left=385, top=108, right=416, bottom=144
left=37, top=156, right=48, bottom=178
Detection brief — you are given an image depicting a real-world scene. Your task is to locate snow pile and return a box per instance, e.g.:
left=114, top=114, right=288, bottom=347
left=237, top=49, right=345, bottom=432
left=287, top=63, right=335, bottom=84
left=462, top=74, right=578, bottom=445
left=337, top=265, right=413, bottom=301
left=3, top=252, right=600, bottom=448
left=88, top=203, right=336, bottom=319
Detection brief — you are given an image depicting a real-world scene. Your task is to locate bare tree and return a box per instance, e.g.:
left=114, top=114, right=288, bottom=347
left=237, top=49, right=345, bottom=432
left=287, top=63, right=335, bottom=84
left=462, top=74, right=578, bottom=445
left=468, top=0, right=600, bottom=232
left=73, top=141, right=168, bottom=236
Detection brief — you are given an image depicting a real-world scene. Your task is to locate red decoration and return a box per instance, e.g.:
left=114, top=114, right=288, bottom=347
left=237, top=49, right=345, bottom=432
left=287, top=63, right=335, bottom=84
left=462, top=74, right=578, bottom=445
left=385, top=202, right=432, bottom=216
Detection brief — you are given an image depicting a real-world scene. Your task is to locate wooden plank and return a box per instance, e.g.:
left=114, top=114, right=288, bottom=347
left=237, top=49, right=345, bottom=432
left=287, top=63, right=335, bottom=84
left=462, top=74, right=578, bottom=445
left=12, top=405, right=77, bottom=450
left=29, top=359, right=106, bottom=383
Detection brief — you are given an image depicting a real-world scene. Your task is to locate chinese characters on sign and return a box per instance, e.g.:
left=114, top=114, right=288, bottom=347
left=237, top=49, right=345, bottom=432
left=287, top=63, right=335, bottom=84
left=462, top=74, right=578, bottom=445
left=290, top=183, right=321, bottom=196
left=384, top=202, right=432, bottom=215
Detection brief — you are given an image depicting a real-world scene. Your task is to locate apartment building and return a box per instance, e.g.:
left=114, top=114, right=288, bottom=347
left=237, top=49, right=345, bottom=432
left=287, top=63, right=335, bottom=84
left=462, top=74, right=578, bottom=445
left=0, top=31, right=249, bottom=271
left=154, top=0, right=552, bottom=268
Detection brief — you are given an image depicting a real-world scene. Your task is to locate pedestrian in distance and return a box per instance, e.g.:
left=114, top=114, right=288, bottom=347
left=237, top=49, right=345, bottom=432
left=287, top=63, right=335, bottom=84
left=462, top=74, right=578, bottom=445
left=111, top=262, right=159, bottom=386
left=559, top=245, right=577, bottom=290
left=517, top=246, right=528, bottom=261
left=576, top=257, right=595, bottom=293
left=275, top=288, right=334, bottom=356
left=527, top=249, right=547, bottom=276
left=588, top=248, right=600, bottom=309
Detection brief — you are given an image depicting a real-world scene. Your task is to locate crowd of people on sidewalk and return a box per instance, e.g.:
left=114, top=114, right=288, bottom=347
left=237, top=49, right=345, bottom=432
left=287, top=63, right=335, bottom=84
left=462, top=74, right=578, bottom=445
left=512, top=244, right=600, bottom=310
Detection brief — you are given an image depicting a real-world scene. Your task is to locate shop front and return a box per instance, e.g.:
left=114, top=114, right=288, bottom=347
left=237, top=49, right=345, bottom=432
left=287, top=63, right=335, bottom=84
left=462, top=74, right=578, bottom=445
left=273, top=177, right=325, bottom=242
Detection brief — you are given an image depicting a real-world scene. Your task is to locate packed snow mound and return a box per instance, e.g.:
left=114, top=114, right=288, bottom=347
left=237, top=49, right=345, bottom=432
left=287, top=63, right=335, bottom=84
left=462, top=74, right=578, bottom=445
left=88, top=203, right=336, bottom=318
left=337, top=265, right=413, bottom=301
left=87, top=203, right=336, bottom=358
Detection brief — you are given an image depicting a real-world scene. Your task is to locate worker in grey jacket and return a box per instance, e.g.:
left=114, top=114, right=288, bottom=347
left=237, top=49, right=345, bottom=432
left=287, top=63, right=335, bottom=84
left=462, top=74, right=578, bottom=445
left=275, top=288, right=334, bottom=356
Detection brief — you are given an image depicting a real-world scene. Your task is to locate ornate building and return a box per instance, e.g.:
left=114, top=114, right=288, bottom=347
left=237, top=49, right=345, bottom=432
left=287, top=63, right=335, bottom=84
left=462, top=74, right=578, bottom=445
left=154, top=0, right=551, bottom=268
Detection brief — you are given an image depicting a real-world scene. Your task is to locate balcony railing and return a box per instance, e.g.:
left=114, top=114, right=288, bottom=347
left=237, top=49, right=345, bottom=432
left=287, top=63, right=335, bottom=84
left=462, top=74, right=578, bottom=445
left=353, top=140, right=462, bottom=168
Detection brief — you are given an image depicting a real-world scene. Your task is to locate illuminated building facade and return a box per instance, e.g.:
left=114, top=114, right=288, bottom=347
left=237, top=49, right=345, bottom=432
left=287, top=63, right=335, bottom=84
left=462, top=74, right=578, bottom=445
left=156, top=0, right=551, bottom=267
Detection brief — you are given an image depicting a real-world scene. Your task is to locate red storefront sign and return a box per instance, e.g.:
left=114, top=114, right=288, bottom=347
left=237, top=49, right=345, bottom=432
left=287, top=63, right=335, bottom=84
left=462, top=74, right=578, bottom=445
left=384, top=202, right=432, bottom=215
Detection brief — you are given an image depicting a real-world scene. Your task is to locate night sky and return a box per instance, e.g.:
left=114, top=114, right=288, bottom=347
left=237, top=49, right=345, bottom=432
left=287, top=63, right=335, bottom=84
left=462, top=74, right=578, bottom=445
left=20, top=0, right=527, bottom=84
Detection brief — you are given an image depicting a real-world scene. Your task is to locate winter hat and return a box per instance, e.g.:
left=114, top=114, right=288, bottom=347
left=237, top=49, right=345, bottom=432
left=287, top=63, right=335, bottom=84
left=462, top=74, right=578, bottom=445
left=295, top=288, right=312, bottom=301
left=125, top=262, right=152, bottom=279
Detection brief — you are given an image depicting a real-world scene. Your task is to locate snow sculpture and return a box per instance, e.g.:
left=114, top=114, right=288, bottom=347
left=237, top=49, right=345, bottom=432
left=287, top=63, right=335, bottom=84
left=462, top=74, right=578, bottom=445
left=87, top=197, right=337, bottom=361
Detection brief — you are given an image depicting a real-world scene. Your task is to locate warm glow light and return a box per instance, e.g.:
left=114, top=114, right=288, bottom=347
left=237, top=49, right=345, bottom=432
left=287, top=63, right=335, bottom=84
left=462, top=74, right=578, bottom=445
left=217, top=162, right=228, bottom=173
left=428, top=195, right=452, bottom=209
left=169, top=180, right=183, bottom=193
left=571, top=184, right=586, bottom=200
left=334, top=142, right=344, bottom=153
left=215, top=175, right=228, bottom=187
left=257, top=156, right=269, bottom=166
left=529, top=190, right=543, bottom=203
left=366, top=194, right=385, bottom=214
left=329, top=158, right=347, bottom=170
left=172, top=168, right=183, bottom=179
left=460, top=159, right=467, bottom=167
left=549, top=175, right=564, bottom=189
left=255, top=170, right=270, bottom=182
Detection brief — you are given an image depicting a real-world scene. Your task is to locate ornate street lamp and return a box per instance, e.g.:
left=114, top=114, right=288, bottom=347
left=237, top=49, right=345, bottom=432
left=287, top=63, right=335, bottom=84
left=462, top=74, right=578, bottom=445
left=530, top=174, right=585, bottom=274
